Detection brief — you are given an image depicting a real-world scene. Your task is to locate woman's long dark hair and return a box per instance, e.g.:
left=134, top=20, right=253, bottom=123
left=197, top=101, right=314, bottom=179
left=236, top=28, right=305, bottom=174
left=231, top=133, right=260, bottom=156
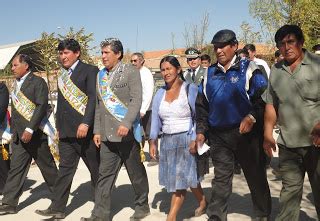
left=159, top=56, right=183, bottom=76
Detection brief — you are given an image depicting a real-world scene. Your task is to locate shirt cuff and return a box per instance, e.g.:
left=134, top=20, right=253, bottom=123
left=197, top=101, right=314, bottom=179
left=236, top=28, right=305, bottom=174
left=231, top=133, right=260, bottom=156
left=25, top=128, right=34, bottom=134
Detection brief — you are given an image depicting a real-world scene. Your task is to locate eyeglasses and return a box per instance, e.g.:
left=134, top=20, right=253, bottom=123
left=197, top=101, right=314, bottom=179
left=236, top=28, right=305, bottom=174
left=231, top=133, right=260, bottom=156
left=187, top=57, right=199, bottom=62
left=130, top=59, right=138, bottom=63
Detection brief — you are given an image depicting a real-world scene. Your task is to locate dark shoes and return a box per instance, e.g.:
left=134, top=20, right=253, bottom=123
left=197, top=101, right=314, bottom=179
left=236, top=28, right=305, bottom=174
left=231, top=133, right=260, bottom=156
left=0, top=204, right=17, bottom=214
left=129, top=207, right=150, bottom=220
left=35, top=208, right=65, bottom=219
left=80, top=215, right=105, bottom=221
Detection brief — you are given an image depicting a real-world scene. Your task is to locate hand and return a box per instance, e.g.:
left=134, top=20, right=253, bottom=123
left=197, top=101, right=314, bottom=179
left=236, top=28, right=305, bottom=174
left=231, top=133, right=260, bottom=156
left=93, top=134, right=101, bottom=148
left=140, top=112, right=145, bottom=118
left=263, top=134, right=277, bottom=157
left=239, top=116, right=254, bottom=134
left=117, top=125, right=129, bottom=137
left=21, top=130, right=32, bottom=143
left=189, top=140, right=197, bottom=154
left=76, top=124, right=89, bottom=139
left=149, top=143, right=158, bottom=160
left=196, top=133, right=205, bottom=148
left=311, top=122, right=320, bottom=148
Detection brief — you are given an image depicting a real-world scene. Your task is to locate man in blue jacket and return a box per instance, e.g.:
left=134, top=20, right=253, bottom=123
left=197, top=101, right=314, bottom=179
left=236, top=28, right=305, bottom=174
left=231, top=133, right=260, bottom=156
left=196, top=29, right=271, bottom=221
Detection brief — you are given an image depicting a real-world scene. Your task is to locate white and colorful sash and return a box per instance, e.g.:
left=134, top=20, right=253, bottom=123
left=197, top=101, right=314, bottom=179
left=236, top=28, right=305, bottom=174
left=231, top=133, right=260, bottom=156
left=58, top=68, right=87, bottom=115
left=97, top=68, right=142, bottom=143
left=11, top=90, right=59, bottom=160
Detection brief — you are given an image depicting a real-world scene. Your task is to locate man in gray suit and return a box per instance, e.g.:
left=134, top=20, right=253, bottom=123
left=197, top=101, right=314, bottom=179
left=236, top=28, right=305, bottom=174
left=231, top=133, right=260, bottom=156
left=0, top=54, right=58, bottom=214
left=183, top=47, right=207, bottom=86
left=81, top=38, right=150, bottom=221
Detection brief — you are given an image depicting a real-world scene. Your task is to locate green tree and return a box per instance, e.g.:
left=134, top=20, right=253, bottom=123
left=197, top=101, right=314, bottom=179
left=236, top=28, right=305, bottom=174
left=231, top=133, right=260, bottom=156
left=287, top=0, right=320, bottom=49
left=35, top=32, right=59, bottom=111
left=249, top=0, right=320, bottom=49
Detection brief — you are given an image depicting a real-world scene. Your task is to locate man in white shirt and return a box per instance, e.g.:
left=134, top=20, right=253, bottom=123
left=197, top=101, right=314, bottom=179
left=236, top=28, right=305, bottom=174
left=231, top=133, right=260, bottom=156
left=244, top=44, right=271, bottom=79
left=130, top=53, right=155, bottom=164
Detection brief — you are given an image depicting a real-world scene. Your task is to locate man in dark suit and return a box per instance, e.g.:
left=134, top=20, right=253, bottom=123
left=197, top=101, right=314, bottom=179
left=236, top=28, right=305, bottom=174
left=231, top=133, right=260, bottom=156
left=81, top=38, right=149, bottom=221
left=0, top=54, right=58, bottom=214
left=36, top=39, right=100, bottom=219
left=0, top=82, right=10, bottom=195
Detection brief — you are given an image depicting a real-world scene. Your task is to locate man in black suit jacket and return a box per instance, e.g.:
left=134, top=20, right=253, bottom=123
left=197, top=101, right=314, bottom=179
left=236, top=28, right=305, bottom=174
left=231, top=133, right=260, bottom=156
left=0, top=82, right=10, bottom=195
left=36, top=39, right=100, bottom=219
left=0, top=54, right=58, bottom=214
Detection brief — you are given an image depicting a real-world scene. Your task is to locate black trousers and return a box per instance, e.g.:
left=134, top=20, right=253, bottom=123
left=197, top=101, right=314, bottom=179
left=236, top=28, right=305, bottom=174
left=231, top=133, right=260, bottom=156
left=206, top=127, right=271, bottom=221
left=92, top=140, right=149, bottom=220
left=0, top=144, right=10, bottom=194
left=2, top=135, right=58, bottom=206
left=50, top=137, right=100, bottom=212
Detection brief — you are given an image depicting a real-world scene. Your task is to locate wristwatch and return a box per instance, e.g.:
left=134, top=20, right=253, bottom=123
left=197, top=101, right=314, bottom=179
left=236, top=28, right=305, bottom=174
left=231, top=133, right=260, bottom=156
left=247, top=114, right=256, bottom=123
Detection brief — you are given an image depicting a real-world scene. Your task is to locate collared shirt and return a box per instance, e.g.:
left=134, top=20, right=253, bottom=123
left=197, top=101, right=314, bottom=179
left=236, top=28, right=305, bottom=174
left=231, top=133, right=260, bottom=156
left=217, top=55, right=237, bottom=73
left=263, top=50, right=320, bottom=147
left=68, top=60, right=80, bottom=75
left=184, top=65, right=200, bottom=79
left=15, top=71, right=31, bottom=93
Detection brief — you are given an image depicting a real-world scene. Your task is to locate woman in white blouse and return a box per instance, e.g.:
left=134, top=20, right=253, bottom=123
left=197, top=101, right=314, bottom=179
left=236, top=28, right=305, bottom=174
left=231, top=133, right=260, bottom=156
left=149, top=56, right=206, bottom=221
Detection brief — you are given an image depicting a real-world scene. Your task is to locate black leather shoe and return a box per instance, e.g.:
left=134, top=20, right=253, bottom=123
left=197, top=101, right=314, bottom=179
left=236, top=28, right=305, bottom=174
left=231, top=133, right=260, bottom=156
left=0, top=204, right=17, bottom=214
left=80, top=215, right=105, bottom=221
left=35, top=208, right=65, bottom=219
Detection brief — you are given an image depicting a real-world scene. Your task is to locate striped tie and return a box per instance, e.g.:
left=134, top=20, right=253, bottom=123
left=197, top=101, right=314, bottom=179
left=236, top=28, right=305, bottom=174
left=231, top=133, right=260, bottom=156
left=68, top=69, right=73, bottom=77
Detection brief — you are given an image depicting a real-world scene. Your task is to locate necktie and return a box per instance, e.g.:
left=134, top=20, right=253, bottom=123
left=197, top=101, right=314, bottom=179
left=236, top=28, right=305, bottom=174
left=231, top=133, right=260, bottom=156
left=191, top=69, right=196, bottom=82
left=68, top=68, right=73, bottom=77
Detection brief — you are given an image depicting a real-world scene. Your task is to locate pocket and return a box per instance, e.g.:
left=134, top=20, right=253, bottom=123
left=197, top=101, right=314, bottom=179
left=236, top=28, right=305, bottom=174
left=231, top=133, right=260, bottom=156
left=295, top=77, right=319, bottom=101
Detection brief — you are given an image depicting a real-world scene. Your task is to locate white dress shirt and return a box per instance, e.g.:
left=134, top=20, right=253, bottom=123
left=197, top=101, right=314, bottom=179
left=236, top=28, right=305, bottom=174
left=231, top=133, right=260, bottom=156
left=140, top=66, right=154, bottom=115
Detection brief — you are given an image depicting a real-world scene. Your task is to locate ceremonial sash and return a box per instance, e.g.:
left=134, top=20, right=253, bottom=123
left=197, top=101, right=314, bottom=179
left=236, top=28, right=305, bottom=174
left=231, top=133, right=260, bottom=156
left=11, top=90, right=59, bottom=160
left=58, top=68, right=87, bottom=115
left=97, top=68, right=142, bottom=143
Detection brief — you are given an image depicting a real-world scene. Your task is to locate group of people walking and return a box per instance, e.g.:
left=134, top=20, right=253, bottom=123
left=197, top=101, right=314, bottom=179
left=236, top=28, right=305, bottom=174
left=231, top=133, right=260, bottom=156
left=0, top=24, right=319, bottom=221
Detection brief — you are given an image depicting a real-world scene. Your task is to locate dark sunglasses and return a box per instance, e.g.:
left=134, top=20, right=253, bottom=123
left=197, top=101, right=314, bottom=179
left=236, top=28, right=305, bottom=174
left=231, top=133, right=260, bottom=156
left=130, top=59, right=138, bottom=63
left=187, top=57, right=199, bottom=62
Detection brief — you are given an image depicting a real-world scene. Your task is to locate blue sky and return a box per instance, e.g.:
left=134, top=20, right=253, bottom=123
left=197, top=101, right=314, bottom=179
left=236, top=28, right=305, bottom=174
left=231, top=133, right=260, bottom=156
left=1, top=0, right=259, bottom=54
